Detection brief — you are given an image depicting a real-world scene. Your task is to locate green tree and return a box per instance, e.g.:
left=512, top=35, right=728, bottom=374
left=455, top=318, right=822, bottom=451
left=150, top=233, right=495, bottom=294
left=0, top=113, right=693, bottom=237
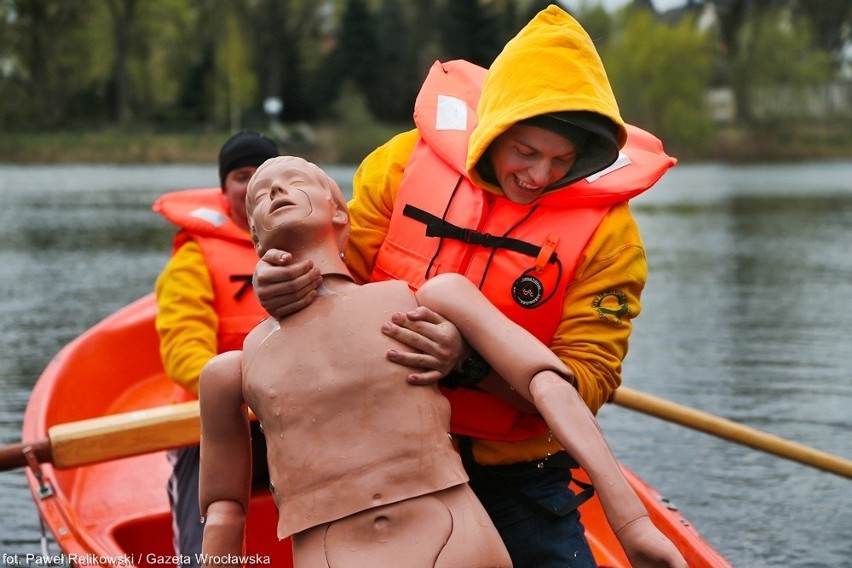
left=131, top=0, right=203, bottom=122
left=708, top=0, right=788, bottom=124
left=214, top=14, right=257, bottom=131
left=520, top=0, right=556, bottom=25
left=738, top=7, right=831, bottom=124
left=5, top=0, right=91, bottom=128
left=372, top=0, right=421, bottom=121
left=312, top=0, right=380, bottom=118
left=565, top=1, right=614, bottom=46
left=793, top=0, right=852, bottom=73
left=237, top=0, right=324, bottom=122
left=441, top=0, right=503, bottom=67
left=408, top=0, right=443, bottom=74
left=604, top=9, right=715, bottom=152
left=104, top=0, right=138, bottom=124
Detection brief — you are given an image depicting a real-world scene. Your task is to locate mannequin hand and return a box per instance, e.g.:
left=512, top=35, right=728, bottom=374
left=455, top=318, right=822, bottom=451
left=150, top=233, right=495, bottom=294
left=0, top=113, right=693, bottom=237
left=382, top=306, right=465, bottom=385
left=201, top=500, right=245, bottom=564
left=253, top=249, right=323, bottom=319
left=617, top=515, right=688, bottom=568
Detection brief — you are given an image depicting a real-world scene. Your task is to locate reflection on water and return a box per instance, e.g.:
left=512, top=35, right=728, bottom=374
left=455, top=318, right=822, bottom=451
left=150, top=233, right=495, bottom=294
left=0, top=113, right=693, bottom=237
left=606, top=162, right=852, bottom=567
left=1, top=162, right=851, bottom=567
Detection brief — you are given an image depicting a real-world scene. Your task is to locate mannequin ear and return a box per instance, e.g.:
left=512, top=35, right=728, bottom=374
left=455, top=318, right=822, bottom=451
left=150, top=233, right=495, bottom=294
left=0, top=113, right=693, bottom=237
left=332, top=206, right=350, bottom=253
left=250, top=225, right=264, bottom=257
left=332, top=207, right=348, bottom=228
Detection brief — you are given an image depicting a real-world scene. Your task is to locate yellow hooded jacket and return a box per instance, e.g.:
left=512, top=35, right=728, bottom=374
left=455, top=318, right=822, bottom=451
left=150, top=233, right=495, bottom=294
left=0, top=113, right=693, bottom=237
left=344, top=6, right=673, bottom=464
left=153, top=189, right=267, bottom=398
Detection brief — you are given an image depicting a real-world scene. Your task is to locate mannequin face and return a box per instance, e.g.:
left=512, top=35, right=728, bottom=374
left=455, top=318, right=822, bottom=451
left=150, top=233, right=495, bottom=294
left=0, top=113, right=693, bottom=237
left=489, top=123, right=579, bottom=204
left=247, top=157, right=348, bottom=256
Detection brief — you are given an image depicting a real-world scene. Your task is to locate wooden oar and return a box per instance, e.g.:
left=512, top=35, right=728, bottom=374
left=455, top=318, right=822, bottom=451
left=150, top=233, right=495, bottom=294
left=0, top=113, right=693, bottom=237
left=3, top=388, right=849, bottom=480
left=611, top=386, right=852, bottom=479
left=0, top=401, right=200, bottom=472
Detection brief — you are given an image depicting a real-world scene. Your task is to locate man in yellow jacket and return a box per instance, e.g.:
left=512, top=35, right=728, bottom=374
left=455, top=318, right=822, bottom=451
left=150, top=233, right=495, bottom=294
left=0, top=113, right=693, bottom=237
left=255, top=7, right=675, bottom=567
left=154, top=131, right=278, bottom=568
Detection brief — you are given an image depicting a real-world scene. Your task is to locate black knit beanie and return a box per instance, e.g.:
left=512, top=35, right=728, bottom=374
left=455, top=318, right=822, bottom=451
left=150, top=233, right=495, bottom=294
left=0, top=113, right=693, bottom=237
left=218, top=131, right=279, bottom=187
left=506, top=111, right=619, bottom=189
left=519, top=111, right=620, bottom=188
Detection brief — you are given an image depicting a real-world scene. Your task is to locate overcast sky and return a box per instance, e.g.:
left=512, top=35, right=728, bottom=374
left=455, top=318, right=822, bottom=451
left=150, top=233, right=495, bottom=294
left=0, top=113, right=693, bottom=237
left=559, top=0, right=688, bottom=12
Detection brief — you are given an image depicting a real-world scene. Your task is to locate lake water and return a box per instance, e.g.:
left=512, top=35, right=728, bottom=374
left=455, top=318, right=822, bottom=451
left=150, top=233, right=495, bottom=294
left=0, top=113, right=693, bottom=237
left=1, top=161, right=850, bottom=567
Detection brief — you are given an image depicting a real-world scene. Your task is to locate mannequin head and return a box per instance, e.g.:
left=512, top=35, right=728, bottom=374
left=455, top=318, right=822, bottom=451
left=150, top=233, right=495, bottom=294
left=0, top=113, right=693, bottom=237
left=246, top=156, right=350, bottom=272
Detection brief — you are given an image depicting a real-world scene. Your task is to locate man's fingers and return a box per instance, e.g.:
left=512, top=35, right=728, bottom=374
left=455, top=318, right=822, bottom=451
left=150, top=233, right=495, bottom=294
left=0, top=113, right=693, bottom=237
left=383, top=309, right=464, bottom=377
left=389, top=310, right=449, bottom=344
left=406, top=370, right=444, bottom=386
left=382, top=321, right=436, bottom=353
left=385, top=349, right=442, bottom=385
left=255, top=268, right=322, bottom=318
left=259, top=248, right=291, bottom=266
left=265, top=288, right=318, bottom=319
left=398, top=306, right=444, bottom=325
left=255, top=263, right=321, bottom=293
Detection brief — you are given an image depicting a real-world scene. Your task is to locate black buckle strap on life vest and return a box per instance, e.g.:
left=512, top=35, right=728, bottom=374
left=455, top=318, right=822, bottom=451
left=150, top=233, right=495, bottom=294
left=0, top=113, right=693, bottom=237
left=457, top=436, right=595, bottom=520
left=403, top=205, right=556, bottom=263
left=229, top=274, right=253, bottom=300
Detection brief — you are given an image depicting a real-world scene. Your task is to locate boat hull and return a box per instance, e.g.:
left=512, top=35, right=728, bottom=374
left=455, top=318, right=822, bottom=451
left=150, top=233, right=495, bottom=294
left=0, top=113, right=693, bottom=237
left=23, top=293, right=729, bottom=567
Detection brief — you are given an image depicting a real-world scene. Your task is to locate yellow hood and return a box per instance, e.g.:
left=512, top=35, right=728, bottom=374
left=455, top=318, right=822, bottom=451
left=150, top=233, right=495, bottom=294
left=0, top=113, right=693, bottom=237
left=468, top=5, right=627, bottom=193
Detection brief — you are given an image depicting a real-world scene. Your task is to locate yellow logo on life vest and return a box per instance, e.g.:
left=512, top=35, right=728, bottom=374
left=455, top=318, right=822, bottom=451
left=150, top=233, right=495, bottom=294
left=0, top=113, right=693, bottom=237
left=592, top=290, right=629, bottom=324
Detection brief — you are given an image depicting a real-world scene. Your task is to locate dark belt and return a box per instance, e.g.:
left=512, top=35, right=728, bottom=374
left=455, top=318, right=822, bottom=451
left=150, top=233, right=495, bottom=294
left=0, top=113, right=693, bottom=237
left=458, top=436, right=594, bottom=520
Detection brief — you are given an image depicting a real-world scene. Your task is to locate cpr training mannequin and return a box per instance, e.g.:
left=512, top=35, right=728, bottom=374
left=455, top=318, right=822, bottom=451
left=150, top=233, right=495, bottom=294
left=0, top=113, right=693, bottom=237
left=198, top=156, right=686, bottom=568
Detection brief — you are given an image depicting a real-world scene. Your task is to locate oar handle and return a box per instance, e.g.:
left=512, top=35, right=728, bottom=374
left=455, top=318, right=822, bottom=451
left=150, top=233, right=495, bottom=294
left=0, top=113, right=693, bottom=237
left=612, top=386, right=852, bottom=479
left=0, top=439, right=52, bottom=471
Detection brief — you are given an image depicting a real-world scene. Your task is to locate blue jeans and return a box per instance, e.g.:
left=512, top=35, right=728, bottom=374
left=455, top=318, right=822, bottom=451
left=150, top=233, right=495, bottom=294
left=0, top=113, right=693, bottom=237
left=167, top=422, right=269, bottom=568
left=461, top=443, right=597, bottom=568
left=167, top=446, right=202, bottom=568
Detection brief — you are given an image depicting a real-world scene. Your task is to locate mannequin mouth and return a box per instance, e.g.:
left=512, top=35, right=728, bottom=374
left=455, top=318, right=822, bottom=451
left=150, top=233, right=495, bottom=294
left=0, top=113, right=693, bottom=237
left=270, top=198, right=296, bottom=212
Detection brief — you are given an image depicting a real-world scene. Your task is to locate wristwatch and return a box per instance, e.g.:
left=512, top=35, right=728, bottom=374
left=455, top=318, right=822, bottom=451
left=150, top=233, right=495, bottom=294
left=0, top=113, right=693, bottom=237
left=440, top=351, right=491, bottom=390
left=460, top=351, right=491, bottom=386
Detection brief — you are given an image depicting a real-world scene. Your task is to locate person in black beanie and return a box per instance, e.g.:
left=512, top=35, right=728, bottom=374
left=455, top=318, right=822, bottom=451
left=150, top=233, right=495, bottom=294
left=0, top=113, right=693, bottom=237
left=152, top=131, right=279, bottom=568
left=217, top=131, right=280, bottom=229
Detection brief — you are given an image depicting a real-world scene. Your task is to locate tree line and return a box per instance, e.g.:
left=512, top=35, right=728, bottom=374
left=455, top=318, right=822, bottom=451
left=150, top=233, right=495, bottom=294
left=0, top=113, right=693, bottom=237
left=1, top=0, right=850, bottom=157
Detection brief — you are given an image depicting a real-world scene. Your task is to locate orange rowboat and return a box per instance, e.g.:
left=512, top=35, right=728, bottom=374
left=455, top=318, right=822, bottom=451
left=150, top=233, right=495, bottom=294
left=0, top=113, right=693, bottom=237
left=21, top=293, right=730, bottom=567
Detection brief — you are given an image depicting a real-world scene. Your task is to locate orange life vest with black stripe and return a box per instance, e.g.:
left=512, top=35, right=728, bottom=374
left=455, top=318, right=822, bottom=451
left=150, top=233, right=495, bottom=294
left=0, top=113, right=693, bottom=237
left=370, top=59, right=674, bottom=442
left=153, top=188, right=267, bottom=401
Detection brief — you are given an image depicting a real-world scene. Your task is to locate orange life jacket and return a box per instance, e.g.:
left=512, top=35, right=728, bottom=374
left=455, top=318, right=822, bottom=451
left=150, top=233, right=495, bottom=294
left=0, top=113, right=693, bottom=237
left=371, top=60, right=675, bottom=442
left=153, top=188, right=267, bottom=401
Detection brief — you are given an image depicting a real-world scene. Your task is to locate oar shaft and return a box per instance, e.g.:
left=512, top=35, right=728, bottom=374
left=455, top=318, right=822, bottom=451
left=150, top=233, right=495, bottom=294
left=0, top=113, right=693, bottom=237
left=612, top=386, right=852, bottom=479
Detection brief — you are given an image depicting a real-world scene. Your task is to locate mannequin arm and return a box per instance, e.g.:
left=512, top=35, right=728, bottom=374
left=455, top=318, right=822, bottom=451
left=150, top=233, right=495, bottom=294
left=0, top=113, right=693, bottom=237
left=198, top=351, right=253, bottom=559
left=417, top=274, right=685, bottom=567
left=531, top=372, right=686, bottom=567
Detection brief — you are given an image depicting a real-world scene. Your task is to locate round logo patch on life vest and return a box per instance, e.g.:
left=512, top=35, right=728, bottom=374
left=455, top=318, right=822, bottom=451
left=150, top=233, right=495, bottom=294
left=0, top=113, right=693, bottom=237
left=512, top=274, right=544, bottom=308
